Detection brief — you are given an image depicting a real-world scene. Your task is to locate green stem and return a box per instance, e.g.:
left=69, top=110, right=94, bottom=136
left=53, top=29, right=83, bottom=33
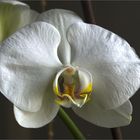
left=58, top=107, right=86, bottom=140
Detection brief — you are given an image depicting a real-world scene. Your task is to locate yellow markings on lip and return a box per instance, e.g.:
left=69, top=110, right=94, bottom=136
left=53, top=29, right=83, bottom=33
left=53, top=86, right=59, bottom=96
left=80, top=83, right=93, bottom=94
left=54, top=83, right=93, bottom=107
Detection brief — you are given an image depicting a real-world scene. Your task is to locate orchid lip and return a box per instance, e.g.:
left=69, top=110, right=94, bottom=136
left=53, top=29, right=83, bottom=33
left=53, top=65, right=93, bottom=108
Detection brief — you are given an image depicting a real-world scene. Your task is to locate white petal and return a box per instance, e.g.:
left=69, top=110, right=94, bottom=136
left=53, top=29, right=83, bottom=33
left=67, top=22, right=140, bottom=109
left=37, top=9, right=82, bottom=65
left=14, top=89, right=59, bottom=128
left=78, top=67, right=93, bottom=91
left=28, top=10, right=39, bottom=23
left=72, top=97, right=132, bottom=128
left=19, top=9, right=39, bottom=29
left=0, top=22, right=62, bottom=112
left=0, top=2, right=38, bottom=41
left=0, top=0, right=28, bottom=7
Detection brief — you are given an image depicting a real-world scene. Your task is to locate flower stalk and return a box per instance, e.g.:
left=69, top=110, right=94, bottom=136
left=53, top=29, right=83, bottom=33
left=58, top=107, right=86, bottom=140
left=48, top=121, right=54, bottom=140
left=81, top=0, right=95, bottom=24
left=111, top=127, right=123, bottom=140
left=41, top=0, right=47, bottom=12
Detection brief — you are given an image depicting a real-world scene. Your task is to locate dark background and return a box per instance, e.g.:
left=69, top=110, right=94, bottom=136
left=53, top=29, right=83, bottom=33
left=0, top=0, right=140, bottom=139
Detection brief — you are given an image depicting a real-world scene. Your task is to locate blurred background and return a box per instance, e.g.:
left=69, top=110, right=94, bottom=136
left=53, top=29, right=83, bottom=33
left=0, top=0, right=140, bottom=139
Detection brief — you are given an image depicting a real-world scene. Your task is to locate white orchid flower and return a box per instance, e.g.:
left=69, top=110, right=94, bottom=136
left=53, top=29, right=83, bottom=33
left=0, top=0, right=39, bottom=42
left=0, top=9, right=140, bottom=128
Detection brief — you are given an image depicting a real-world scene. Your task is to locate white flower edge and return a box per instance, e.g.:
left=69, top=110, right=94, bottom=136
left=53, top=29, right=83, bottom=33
left=72, top=97, right=132, bottom=128
left=0, top=0, right=29, bottom=7
left=14, top=89, right=59, bottom=128
left=37, top=9, right=83, bottom=64
left=0, top=1, right=39, bottom=42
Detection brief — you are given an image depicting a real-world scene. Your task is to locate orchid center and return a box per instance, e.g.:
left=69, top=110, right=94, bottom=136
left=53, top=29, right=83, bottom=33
left=53, top=66, right=93, bottom=108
